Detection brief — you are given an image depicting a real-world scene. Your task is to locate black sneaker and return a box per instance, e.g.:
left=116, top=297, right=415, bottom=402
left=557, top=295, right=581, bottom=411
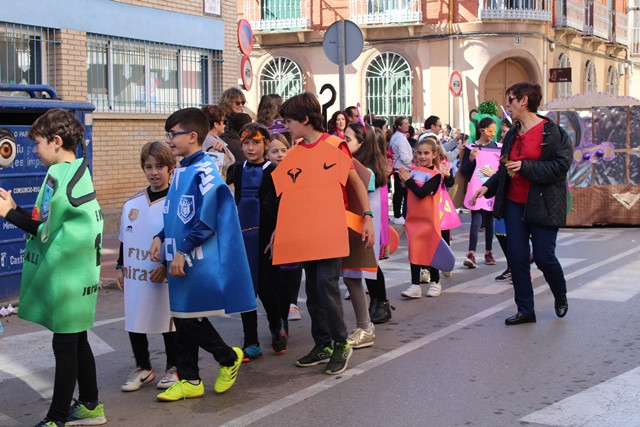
left=325, top=341, right=353, bottom=375
left=495, top=268, right=512, bottom=282
left=296, top=344, right=333, bottom=367
left=271, top=325, right=288, bottom=354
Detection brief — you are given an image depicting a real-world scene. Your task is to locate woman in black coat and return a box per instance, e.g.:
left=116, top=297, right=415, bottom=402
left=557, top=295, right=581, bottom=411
left=472, top=82, right=572, bottom=325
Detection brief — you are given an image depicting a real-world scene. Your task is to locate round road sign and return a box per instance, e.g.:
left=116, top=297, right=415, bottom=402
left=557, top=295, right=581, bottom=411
left=449, top=71, right=463, bottom=97
left=241, top=55, right=253, bottom=91
left=238, top=19, right=253, bottom=55
left=323, top=20, right=363, bottom=65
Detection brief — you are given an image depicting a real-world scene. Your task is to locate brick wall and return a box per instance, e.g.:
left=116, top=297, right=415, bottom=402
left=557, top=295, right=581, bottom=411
left=222, top=0, right=240, bottom=92
left=57, top=29, right=88, bottom=102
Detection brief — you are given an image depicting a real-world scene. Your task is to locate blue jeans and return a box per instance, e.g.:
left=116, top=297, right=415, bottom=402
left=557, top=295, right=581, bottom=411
left=304, top=258, right=348, bottom=344
left=504, top=200, right=567, bottom=315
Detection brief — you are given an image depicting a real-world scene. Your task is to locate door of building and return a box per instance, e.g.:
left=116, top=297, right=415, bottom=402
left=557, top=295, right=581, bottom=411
left=483, top=59, right=530, bottom=107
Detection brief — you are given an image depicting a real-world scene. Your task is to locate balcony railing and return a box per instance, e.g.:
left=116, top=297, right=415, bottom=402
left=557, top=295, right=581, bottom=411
left=243, top=0, right=311, bottom=32
left=554, top=0, right=584, bottom=32
left=478, top=0, right=552, bottom=22
left=609, top=10, right=628, bottom=46
left=584, top=0, right=609, bottom=39
left=350, top=0, right=422, bottom=25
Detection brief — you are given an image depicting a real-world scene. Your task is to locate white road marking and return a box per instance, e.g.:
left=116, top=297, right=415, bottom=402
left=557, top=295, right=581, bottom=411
left=0, top=327, right=117, bottom=397
left=568, top=259, right=640, bottom=302
left=221, top=245, right=640, bottom=427
left=444, top=258, right=583, bottom=294
left=521, top=366, right=640, bottom=426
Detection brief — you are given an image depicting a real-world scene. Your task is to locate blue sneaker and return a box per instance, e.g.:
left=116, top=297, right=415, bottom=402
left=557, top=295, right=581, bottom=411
left=242, top=343, right=263, bottom=363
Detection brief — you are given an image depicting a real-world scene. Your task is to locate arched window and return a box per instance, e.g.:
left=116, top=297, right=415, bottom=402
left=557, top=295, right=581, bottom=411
left=584, top=61, right=597, bottom=93
left=259, top=56, right=302, bottom=100
left=557, top=54, right=572, bottom=98
left=606, top=66, right=619, bottom=95
left=365, top=52, right=412, bottom=124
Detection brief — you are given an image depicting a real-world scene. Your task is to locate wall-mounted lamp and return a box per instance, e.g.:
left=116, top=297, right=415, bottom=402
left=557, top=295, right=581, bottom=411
left=550, top=41, right=555, bottom=51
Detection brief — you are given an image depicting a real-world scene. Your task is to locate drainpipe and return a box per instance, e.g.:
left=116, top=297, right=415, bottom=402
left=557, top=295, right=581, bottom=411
left=449, top=0, right=454, bottom=128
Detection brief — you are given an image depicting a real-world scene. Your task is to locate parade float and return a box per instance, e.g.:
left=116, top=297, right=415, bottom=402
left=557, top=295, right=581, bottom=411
left=542, top=92, right=640, bottom=226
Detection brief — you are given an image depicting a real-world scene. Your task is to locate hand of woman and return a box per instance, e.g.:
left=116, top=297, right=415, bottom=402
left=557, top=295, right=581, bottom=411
left=506, top=160, right=522, bottom=174
left=212, top=141, right=225, bottom=152
left=469, top=148, right=479, bottom=161
left=471, top=186, right=488, bottom=206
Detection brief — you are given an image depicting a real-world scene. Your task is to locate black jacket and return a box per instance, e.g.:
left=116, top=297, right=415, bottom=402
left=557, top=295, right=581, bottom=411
left=483, top=115, right=572, bottom=227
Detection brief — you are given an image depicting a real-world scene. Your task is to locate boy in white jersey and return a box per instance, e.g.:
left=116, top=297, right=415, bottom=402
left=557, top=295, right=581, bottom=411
left=117, top=141, right=178, bottom=392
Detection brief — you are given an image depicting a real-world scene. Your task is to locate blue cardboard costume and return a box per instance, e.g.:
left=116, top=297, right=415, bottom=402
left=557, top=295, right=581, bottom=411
left=163, top=153, right=256, bottom=318
left=20, top=158, right=103, bottom=333
left=237, top=160, right=272, bottom=290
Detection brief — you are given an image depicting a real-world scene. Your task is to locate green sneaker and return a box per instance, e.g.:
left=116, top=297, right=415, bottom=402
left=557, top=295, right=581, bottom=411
left=65, top=399, right=106, bottom=425
left=295, top=343, right=333, bottom=367
left=214, top=347, right=243, bottom=393
left=325, top=341, right=353, bottom=375
left=34, top=419, right=64, bottom=427
left=156, top=379, right=204, bottom=401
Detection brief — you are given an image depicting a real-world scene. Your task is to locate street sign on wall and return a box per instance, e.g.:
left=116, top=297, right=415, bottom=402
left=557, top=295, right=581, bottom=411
left=237, top=19, right=253, bottom=55
left=241, top=55, right=253, bottom=91
left=449, top=71, right=463, bottom=97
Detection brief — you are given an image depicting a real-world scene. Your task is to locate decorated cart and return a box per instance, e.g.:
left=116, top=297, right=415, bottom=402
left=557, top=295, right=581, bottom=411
left=542, top=92, right=640, bottom=226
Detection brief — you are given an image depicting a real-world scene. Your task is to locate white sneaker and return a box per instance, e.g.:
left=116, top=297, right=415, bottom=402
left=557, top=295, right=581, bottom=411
left=419, top=269, right=430, bottom=283
left=401, top=284, right=422, bottom=299
left=344, top=289, right=351, bottom=300
left=347, top=325, right=375, bottom=349
left=288, top=304, right=302, bottom=321
left=391, top=217, right=405, bottom=225
left=157, top=366, right=178, bottom=389
left=426, top=282, right=442, bottom=297
left=121, top=368, right=155, bottom=392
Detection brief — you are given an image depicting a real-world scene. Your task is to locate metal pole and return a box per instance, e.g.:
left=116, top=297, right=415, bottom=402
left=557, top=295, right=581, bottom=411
left=338, top=20, right=346, bottom=111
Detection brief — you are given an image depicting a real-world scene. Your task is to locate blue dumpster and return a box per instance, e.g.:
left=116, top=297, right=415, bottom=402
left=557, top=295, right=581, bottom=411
left=0, top=84, right=95, bottom=302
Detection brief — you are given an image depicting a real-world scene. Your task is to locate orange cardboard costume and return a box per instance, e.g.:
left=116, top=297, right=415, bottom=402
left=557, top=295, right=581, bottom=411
left=324, top=135, right=377, bottom=275
left=272, top=137, right=351, bottom=265
left=405, top=166, right=442, bottom=266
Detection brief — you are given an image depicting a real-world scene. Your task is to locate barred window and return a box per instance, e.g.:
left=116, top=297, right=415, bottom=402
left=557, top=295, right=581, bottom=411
left=259, top=56, right=302, bottom=100
left=557, top=53, right=572, bottom=98
left=606, top=66, right=619, bottom=95
left=0, top=22, right=57, bottom=90
left=584, top=60, right=597, bottom=93
left=365, top=52, right=412, bottom=125
left=87, top=34, right=223, bottom=114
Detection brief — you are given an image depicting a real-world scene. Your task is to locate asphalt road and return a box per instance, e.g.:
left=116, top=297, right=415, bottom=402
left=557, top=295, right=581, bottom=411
left=2, top=220, right=640, bottom=426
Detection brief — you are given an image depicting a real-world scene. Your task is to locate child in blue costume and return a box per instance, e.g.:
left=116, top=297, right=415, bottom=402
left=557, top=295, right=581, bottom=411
left=0, top=109, right=106, bottom=427
left=227, top=122, right=288, bottom=361
left=150, top=108, right=255, bottom=401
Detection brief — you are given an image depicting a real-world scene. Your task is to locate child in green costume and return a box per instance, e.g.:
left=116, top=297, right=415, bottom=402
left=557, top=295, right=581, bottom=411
left=0, top=109, right=106, bottom=427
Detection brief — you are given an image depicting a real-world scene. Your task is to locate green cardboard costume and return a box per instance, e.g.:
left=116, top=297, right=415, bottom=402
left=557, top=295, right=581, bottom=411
left=468, top=101, right=502, bottom=145
left=19, top=157, right=103, bottom=333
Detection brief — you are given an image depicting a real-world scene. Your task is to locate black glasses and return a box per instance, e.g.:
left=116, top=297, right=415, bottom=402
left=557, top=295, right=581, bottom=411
left=234, top=100, right=246, bottom=106
left=165, top=131, right=191, bottom=140
left=507, top=95, right=518, bottom=104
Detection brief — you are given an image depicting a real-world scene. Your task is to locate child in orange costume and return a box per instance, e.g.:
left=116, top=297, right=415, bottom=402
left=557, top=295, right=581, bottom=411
left=399, top=138, right=445, bottom=299
left=271, top=92, right=374, bottom=376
